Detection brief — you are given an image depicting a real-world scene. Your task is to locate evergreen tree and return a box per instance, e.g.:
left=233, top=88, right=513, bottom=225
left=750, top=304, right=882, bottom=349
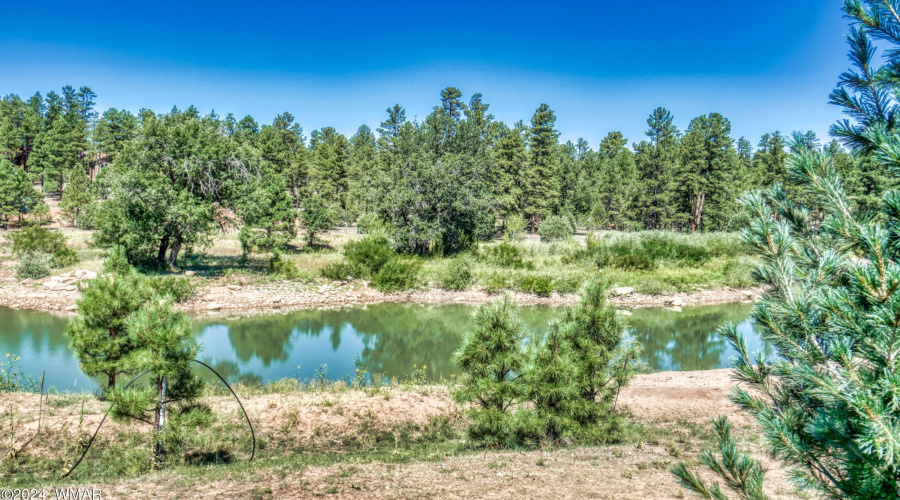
left=59, top=165, right=93, bottom=227
left=347, top=124, right=378, bottom=218
left=524, top=104, right=560, bottom=232
left=93, top=108, right=138, bottom=164
left=66, top=251, right=150, bottom=389
left=521, top=323, right=580, bottom=445
left=452, top=295, right=529, bottom=447
left=0, top=159, right=42, bottom=227
left=257, top=112, right=307, bottom=206
left=490, top=123, right=528, bottom=227
left=236, top=173, right=297, bottom=255
left=309, top=126, right=350, bottom=211
left=109, top=297, right=201, bottom=463
left=595, top=132, right=637, bottom=229
left=633, top=107, right=679, bottom=229
left=677, top=113, right=742, bottom=231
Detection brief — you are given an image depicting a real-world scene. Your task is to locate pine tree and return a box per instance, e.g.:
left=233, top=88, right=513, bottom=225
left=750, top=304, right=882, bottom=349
left=677, top=113, right=742, bottom=231
left=634, top=108, right=679, bottom=230
left=560, top=280, right=639, bottom=440
left=521, top=323, right=580, bottom=445
left=595, top=132, right=637, bottom=229
left=490, top=123, right=528, bottom=225
left=257, top=112, right=307, bottom=206
left=109, top=296, right=201, bottom=464
left=59, top=165, right=93, bottom=227
left=309, top=126, right=350, bottom=212
left=524, top=104, right=560, bottom=232
left=66, top=252, right=150, bottom=389
left=347, top=124, right=378, bottom=218
left=452, top=295, right=529, bottom=447
left=0, top=159, right=42, bottom=227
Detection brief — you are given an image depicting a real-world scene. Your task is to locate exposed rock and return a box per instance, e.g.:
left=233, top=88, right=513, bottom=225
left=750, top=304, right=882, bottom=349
left=81, top=271, right=97, bottom=280
left=184, top=271, right=196, bottom=277
left=65, top=285, right=77, bottom=291
left=227, top=284, right=241, bottom=291
left=19, top=278, right=32, bottom=285
left=741, top=290, right=755, bottom=298
left=611, top=287, right=635, bottom=296
left=665, top=306, right=683, bottom=312
left=206, top=302, right=222, bottom=310
left=65, top=305, right=78, bottom=311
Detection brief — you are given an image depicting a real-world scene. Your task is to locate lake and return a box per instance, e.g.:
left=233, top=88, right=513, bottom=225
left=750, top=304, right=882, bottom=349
left=0, top=302, right=770, bottom=392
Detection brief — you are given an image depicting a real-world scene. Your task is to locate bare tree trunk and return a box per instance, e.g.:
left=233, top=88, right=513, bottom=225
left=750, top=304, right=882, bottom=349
left=693, top=192, right=705, bottom=232
left=153, top=377, right=168, bottom=464
left=156, top=235, right=170, bottom=264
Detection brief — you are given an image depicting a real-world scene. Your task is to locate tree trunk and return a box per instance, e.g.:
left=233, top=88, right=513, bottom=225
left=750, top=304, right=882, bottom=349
left=166, top=239, right=182, bottom=270
left=153, top=377, right=168, bottom=464
left=107, top=371, right=115, bottom=389
left=156, top=235, right=170, bottom=264
left=692, top=192, right=705, bottom=232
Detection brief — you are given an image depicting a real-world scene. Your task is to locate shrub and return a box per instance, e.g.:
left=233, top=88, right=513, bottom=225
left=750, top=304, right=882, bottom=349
left=438, top=258, right=473, bottom=291
left=481, top=271, right=509, bottom=294
left=538, top=215, right=573, bottom=242
left=0, top=353, right=37, bottom=392
left=321, top=261, right=366, bottom=281
left=371, top=258, right=420, bottom=292
left=594, top=242, right=657, bottom=271
left=516, top=275, right=555, bottom=296
left=50, top=246, right=79, bottom=268
left=146, top=275, right=194, bottom=302
left=269, top=253, right=302, bottom=280
left=16, top=252, right=51, bottom=280
left=504, top=216, right=528, bottom=239
left=6, top=225, right=67, bottom=256
left=344, top=236, right=395, bottom=275
left=482, top=240, right=531, bottom=269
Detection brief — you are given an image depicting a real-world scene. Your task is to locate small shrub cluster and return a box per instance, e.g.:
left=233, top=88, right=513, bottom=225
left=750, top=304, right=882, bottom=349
left=342, top=235, right=420, bottom=292
left=50, top=246, right=79, bottom=268
left=6, top=225, right=67, bottom=255
left=453, top=283, right=640, bottom=448
left=269, top=253, right=302, bottom=280
left=481, top=240, right=532, bottom=269
left=371, top=258, right=420, bottom=292
left=515, top=274, right=555, bottom=296
left=0, top=353, right=38, bottom=392
left=437, top=258, right=473, bottom=291
left=146, top=275, right=195, bottom=302
left=538, top=215, right=574, bottom=242
left=16, top=252, right=51, bottom=280
left=320, top=261, right=366, bottom=281
left=356, top=212, right=389, bottom=235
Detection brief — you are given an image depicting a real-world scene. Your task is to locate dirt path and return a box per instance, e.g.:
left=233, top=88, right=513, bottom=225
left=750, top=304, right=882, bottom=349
left=3, top=370, right=797, bottom=499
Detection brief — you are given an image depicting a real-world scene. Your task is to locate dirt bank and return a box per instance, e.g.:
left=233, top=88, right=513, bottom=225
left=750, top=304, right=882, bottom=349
left=0, top=265, right=765, bottom=315
left=3, top=369, right=795, bottom=499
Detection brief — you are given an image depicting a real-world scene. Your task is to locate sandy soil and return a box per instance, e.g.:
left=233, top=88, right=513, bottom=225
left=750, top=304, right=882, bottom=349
left=2, top=370, right=799, bottom=499
left=0, top=262, right=766, bottom=316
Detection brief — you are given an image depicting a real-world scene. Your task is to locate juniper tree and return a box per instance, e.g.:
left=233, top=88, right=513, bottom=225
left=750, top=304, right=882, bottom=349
left=452, top=295, right=529, bottom=448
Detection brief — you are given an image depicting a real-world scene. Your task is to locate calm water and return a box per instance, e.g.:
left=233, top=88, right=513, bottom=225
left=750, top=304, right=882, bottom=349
left=0, top=303, right=770, bottom=392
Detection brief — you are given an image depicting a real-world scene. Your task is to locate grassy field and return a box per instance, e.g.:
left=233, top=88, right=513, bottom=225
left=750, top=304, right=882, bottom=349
left=5, top=227, right=759, bottom=296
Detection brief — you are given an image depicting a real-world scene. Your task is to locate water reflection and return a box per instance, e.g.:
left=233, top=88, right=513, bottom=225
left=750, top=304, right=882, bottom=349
left=0, top=302, right=768, bottom=392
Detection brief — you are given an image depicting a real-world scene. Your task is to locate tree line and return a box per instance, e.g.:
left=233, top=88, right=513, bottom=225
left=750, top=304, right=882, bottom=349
left=1, top=85, right=895, bottom=261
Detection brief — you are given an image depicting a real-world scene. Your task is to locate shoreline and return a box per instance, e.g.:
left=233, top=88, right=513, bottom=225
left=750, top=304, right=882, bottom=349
left=0, top=268, right=765, bottom=316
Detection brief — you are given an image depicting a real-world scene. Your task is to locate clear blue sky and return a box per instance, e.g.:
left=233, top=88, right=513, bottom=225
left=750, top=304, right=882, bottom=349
left=2, top=0, right=851, bottom=149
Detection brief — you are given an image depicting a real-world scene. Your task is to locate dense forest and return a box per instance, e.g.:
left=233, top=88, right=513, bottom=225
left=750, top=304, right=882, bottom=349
left=0, top=86, right=895, bottom=264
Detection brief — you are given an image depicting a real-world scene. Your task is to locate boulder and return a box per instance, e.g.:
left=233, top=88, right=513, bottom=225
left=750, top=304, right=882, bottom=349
left=19, top=278, right=33, bottom=285
left=65, top=305, right=78, bottom=311
left=184, top=271, right=196, bottom=277
left=741, top=290, right=755, bottom=298
left=206, top=302, right=222, bottom=311
left=665, top=306, right=683, bottom=313
left=665, top=297, right=684, bottom=307
left=81, top=271, right=97, bottom=280
left=610, top=287, right=635, bottom=296
left=227, top=284, right=241, bottom=291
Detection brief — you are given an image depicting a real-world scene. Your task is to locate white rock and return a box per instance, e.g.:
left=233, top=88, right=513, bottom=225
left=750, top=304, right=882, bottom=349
left=65, top=285, right=77, bottom=291
left=19, top=278, right=33, bottom=285
left=669, top=297, right=684, bottom=307
left=26, top=293, right=47, bottom=299
left=65, top=305, right=78, bottom=311
left=741, top=290, right=755, bottom=298
left=82, top=271, right=97, bottom=280
left=665, top=306, right=683, bottom=312
left=206, top=302, right=221, bottom=310
left=271, top=296, right=282, bottom=303
left=611, top=287, right=635, bottom=296
left=74, top=270, right=84, bottom=277
left=184, top=271, right=195, bottom=277
left=227, top=284, right=241, bottom=291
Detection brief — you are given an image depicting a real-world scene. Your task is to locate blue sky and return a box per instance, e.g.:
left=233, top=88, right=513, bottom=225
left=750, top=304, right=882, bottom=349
left=2, top=0, right=851, bottom=149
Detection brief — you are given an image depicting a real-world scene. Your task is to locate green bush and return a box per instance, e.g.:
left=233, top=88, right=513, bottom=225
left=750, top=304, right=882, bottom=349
left=16, top=252, right=51, bottom=280
left=594, top=243, right=657, bottom=271
left=482, top=240, right=532, bottom=269
left=344, top=236, right=395, bottom=275
left=438, top=258, right=473, bottom=291
left=50, top=246, right=79, bottom=268
left=146, top=275, right=194, bottom=302
left=482, top=271, right=509, bottom=294
left=538, top=215, right=574, bottom=242
left=372, top=258, right=420, bottom=292
left=6, top=225, right=67, bottom=255
left=270, top=253, right=302, bottom=280
left=356, top=212, right=388, bottom=235
left=321, top=261, right=366, bottom=281
left=516, top=275, right=555, bottom=296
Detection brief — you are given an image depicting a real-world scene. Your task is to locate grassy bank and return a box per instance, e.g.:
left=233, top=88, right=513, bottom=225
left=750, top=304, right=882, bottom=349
left=4, top=227, right=758, bottom=297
